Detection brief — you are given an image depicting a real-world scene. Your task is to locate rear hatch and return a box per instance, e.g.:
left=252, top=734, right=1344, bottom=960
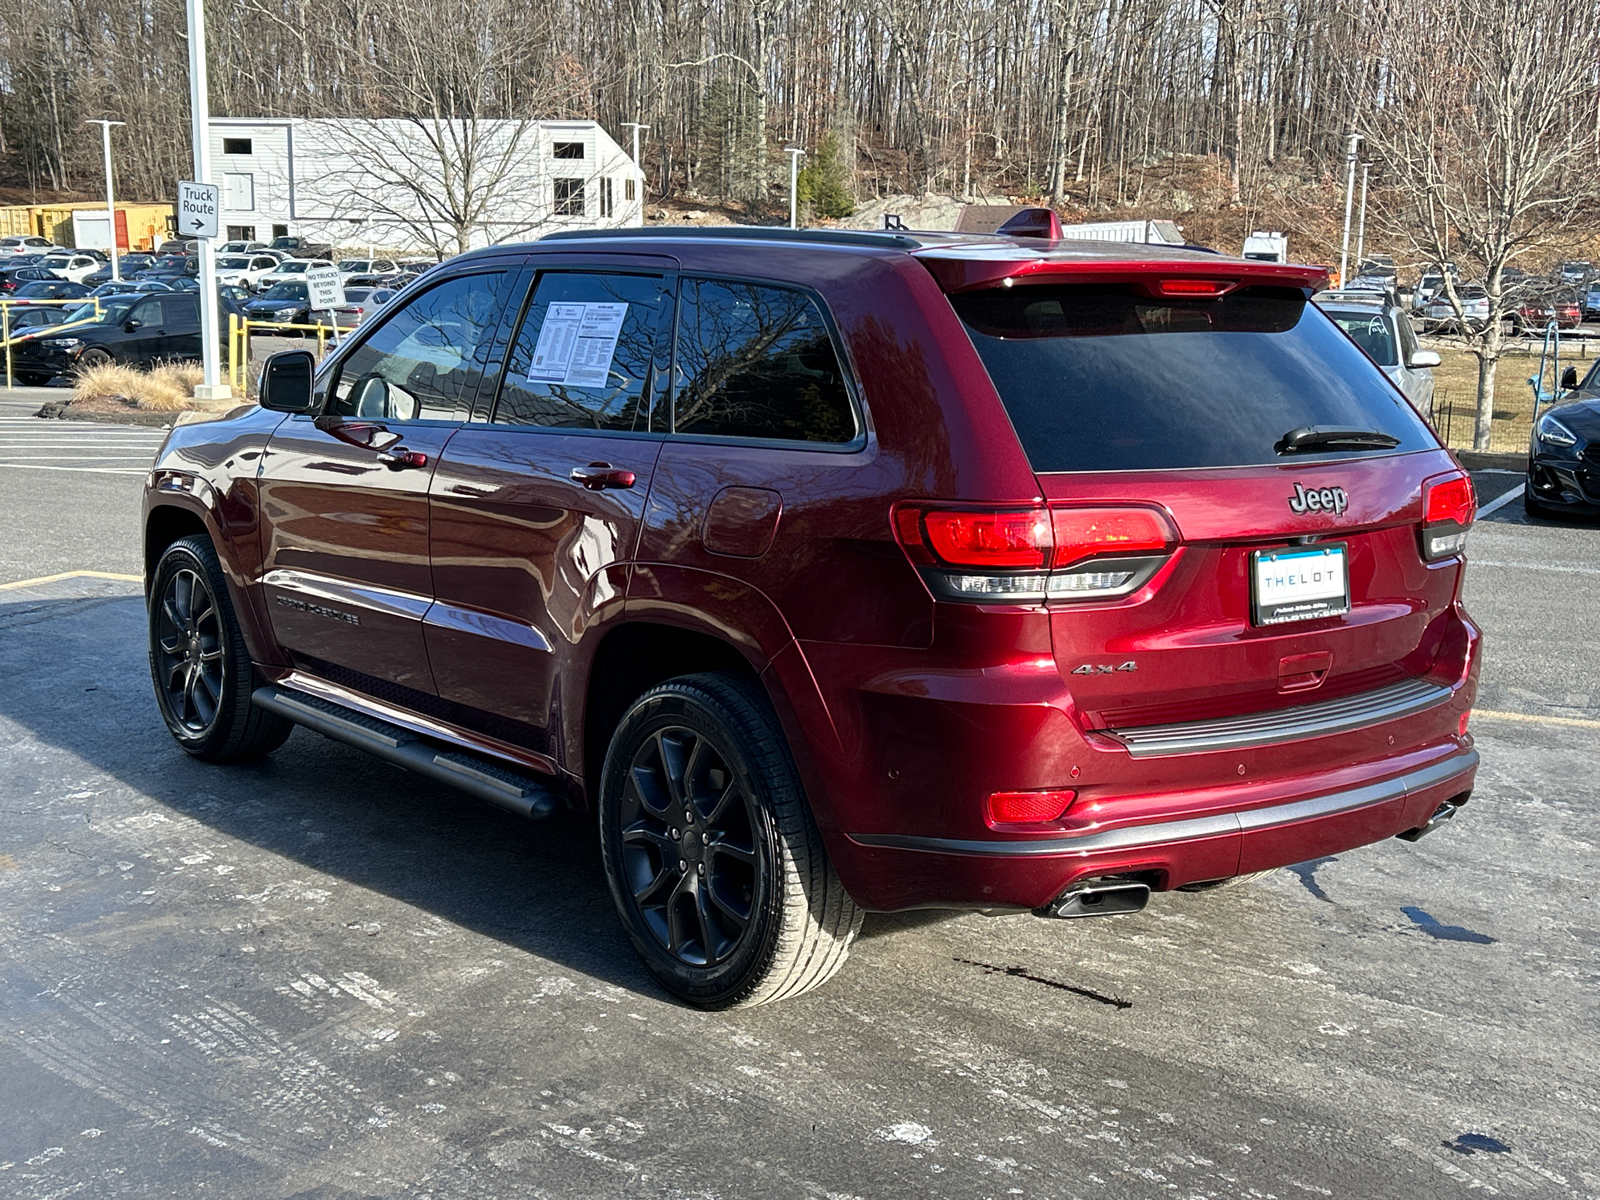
left=936, top=265, right=1471, bottom=736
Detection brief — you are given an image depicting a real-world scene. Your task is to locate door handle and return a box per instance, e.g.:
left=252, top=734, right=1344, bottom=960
left=377, top=447, right=428, bottom=470
left=570, top=462, right=636, bottom=490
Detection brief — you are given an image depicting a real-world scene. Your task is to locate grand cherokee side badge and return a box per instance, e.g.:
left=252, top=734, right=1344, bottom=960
left=1072, top=661, right=1137, bottom=675
left=1288, top=483, right=1348, bottom=516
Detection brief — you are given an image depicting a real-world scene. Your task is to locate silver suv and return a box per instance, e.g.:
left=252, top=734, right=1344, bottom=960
left=1314, top=289, right=1439, bottom=417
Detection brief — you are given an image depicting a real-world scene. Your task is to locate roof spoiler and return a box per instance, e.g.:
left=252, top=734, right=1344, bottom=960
left=995, top=208, right=1063, bottom=240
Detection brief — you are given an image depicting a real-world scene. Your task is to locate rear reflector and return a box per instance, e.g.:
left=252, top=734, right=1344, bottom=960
left=988, top=789, right=1076, bottom=826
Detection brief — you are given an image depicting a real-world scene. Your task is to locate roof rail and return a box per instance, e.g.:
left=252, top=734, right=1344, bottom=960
left=538, top=226, right=921, bottom=251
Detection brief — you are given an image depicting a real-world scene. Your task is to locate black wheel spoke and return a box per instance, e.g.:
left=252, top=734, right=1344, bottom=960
left=705, top=778, right=741, bottom=824
left=161, top=597, right=185, bottom=634
left=664, top=875, right=696, bottom=960
left=654, top=730, right=688, bottom=809
left=706, top=835, right=756, bottom=868
left=693, top=883, right=721, bottom=961
left=159, top=634, right=183, bottom=655
left=626, top=762, right=671, bottom=820
left=705, top=880, right=750, bottom=931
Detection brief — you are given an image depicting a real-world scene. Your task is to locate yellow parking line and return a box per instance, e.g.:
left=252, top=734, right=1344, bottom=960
left=0, top=569, right=142, bottom=591
left=1474, top=708, right=1600, bottom=731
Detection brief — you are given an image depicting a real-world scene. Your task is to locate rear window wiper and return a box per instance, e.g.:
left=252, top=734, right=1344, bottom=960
left=1275, top=426, right=1401, bottom=455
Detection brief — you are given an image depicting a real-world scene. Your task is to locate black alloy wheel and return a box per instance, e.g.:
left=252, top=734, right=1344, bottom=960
left=620, top=724, right=763, bottom=968
left=599, top=674, right=862, bottom=1008
left=154, top=563, right=225, bottom=735
left=148, top=535, right=292, bottom=761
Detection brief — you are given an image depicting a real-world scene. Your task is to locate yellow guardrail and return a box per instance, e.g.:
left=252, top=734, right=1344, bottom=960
left=2, top=297, right=103, bottom=389
left=228, top=312, right=340, bottom=393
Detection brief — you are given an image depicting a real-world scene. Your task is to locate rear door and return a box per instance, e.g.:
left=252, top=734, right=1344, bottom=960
left=944, top=278, right=1464, bottom=735
left=161, top=293, right=201, bottom=361
left=425, top=262, right=674, bottom=756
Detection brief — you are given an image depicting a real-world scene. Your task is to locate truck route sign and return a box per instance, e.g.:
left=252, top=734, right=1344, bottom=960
left=177, top=181, right=220, bottom=239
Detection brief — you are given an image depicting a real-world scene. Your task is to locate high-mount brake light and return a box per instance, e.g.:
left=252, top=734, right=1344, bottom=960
left=1158, top=278, right=1234, bottom=297
left=1419, top=473, right=1475, bottom=561
left=987, top=789, right=1077, bottom=828
left=893, top=503, right=1179, bottom=604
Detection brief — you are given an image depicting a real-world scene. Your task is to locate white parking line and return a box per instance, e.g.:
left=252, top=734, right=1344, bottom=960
left=1475, top=484, right=1525, bottom=517
left=0, top=463, right=148, bottom=475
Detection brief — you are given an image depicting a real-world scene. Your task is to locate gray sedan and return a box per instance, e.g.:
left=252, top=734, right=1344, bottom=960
left=1315, top=291, right=1439, bottom=417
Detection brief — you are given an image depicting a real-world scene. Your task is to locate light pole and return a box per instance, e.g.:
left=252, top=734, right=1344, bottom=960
left=1354, top=162, right=1372, bottom=274
left=85, top=120, right=125, bottom=281
left=185, top=0, right=228, bottom=399
left=623, top=122, right=649, bottom=226
left=784, top=147, right=805, bottom=230
left=1338, top=132, right=1362, bottom=286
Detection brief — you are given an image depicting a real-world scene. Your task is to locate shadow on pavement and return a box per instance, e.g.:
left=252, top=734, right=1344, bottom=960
left=0, top=588, right=660, bottom=999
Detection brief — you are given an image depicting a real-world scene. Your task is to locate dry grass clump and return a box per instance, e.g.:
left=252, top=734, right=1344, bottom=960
left=73, top=360, right=206, bottom=411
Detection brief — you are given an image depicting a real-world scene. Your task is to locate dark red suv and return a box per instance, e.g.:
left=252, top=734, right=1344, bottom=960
left=142, top=228, right=1481, bottom=1008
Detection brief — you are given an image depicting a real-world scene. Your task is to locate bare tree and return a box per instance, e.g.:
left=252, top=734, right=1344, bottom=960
left=1350, top=0, right=1600, bottom=449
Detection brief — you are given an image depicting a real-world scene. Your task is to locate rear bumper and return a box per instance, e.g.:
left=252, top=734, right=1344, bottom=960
left=841, top=747, right=1477, bottom=910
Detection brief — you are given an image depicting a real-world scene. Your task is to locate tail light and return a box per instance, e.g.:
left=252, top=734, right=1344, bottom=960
left=1420, top=473, right=1475, bottom=561
left=894, top=503, right=1177, bottom=603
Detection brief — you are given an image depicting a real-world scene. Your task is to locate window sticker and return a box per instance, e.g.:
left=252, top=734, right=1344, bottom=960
left=527, top=302, right=629, bottom=386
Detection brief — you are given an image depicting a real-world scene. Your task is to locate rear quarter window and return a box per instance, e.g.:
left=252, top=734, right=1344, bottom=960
left=951, top=284, right=1436, bottom=472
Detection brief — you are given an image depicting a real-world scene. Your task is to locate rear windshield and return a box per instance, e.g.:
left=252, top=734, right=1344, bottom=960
left=951, top=284, right=1435, bottom=472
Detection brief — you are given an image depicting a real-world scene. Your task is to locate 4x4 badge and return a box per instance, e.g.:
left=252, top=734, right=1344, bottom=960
left=1072, top=662, right=1138, bottom=675
left=1287, top=482, right=1349, bottom=516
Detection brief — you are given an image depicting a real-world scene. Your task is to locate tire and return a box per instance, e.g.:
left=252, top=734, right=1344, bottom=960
left=77, top=347, right=113, bottom=371
left=148, top=534, right=292, bottom=762
left=598, top=673, right=863, bottom=1009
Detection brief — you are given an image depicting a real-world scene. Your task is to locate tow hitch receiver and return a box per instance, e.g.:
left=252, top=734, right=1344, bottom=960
left=1035, top=878, right=1152, bottom=919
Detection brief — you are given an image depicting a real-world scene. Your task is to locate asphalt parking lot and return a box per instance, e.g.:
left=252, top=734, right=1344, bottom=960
left=2, top=388, right=1598, bottom=1198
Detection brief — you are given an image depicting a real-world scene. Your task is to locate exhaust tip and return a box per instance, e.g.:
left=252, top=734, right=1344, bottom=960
left=1036, top=878, right=1152, bottom=920
left=1397, top=792, right=1470, bottom=842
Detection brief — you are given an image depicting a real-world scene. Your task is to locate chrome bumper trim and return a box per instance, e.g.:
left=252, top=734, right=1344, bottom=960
left=1104, top=678, right=1452, bottom=758
left=848, top=749, right=1478, bottom=858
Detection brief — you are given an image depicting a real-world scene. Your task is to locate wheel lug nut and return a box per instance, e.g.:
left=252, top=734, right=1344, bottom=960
left=678, top=859, right=687, bottom=872
left=670, top=827, right=679, bottom=838
left=684, top=810, right=693, bottom=823
left=697, top=863, right=705, bottom=875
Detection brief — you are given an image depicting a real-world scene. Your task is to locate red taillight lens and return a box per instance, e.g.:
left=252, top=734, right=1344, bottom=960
left=1158, top=278, right=1234, bottom=296
left=1423, top=475, right=1475, bottom=526
left=987, top=789, right=1076, bottom=827
left=896, top=507, right=1051, bottom=568
left=1050, top=507, right=1175, bottom=568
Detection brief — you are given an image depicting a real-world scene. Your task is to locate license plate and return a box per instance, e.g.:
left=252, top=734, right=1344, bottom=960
left=1252, top=544, right=1349, bottom=625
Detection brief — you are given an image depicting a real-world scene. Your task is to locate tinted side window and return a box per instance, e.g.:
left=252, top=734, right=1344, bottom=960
left=164, top=294, right=199, bottom=325
left=130, top=298, right=163, bottom=326
left=494, top=272, right=666, bottom=431
left=330, top=272, right=509, bottom=422
left=672, top=279, right=856, bottom=443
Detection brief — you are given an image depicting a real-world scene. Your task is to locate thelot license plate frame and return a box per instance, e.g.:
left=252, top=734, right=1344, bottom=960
left=1251, top=543, right=1350, bottom=626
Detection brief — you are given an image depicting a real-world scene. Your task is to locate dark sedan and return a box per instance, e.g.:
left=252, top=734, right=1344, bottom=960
left=136, top=254, right=200, bottom=283
left=9, top=279, right=91, bottom=304
left=83, top=253, right=159, bottom=286
left=1526, top=361, right=1600, bottom=517
left=242, top=281, right=332, bottom=331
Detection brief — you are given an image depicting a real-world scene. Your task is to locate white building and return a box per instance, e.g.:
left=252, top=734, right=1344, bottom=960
left=208, top=117, right=643, bottom=254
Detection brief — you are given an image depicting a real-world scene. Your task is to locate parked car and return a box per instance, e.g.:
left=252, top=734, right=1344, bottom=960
left=138, top=254, right=200, bottom=284
left=241, top=281, right=334, bottom=330
left=328, top=286, right=398, bottom=329
left=1314, top=289, right=1439, bottom=416
left=0, top=235, right=58, bottom=256
left=267, top=234, right=332, bottom=259
left=9, top=290, right=205, bottom=382
left=0, top=266, right=59, bottom=295
left=1585, top=281, right=1600, bottom=321
left=141, top=227, right=1481, bottom=1008
left=218, top=240, right=269, bottom=255
left=2, top=305, right=72, bottom=336
left=40, top=253, right=103, bottom=283
left=256, top=258, right=327, bottom=289
left=156, top=240, right=199, bottom=255
left=1357, top=255, right=1397, bottom=281
left=1507, top=290, right=1583, bottom=334
left=214, top=253, right=284, bottom=290
left=1422, top=285, right=1489, bottom=332
left=88, top=279, right=174, bottom=298
left=1557, top=260, right=1593, bottom=288
left=83, top=253, right=160, bottom=286
left=8, top=279, right=91, bottom=305
left=334, top=258, right=399, bottom=284
left=1525, top=359, right=1600, bottom=517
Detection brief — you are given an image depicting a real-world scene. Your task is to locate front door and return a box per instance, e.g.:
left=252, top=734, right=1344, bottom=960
left=119, top=295, right=167, bottom=365
left=426, top=267, right=673, bottom=758
left=159, top=293, right=201, bottom=362
left=257, top=267, right=517, bottom=701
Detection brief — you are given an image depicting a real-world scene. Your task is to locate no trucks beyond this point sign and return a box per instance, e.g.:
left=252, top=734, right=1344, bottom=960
left=178, top=181, right=220, bottom=238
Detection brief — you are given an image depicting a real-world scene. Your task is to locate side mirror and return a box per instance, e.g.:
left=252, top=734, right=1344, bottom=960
left=258, top=349, right=319, bottom=413
left=1562, top=367, right=1579, bottom=389
left=1408, top=349, right=1442, bottom=369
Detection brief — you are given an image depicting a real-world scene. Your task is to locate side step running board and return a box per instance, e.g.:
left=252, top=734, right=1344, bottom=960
left=252, top=685, right=561, bottom=820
